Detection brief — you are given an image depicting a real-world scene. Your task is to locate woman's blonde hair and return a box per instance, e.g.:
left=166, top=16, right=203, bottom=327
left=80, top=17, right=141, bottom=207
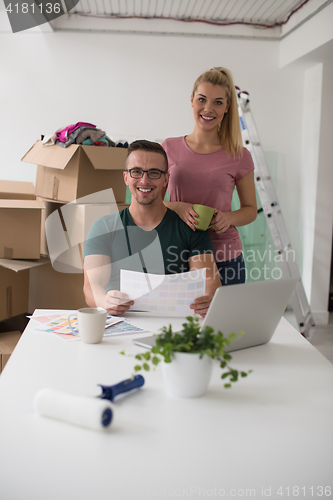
left=192, top=66, right=243, bottom=157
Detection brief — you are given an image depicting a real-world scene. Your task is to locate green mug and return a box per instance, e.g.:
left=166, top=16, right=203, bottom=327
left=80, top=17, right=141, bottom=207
left=192, top=204, right=215, bottom=231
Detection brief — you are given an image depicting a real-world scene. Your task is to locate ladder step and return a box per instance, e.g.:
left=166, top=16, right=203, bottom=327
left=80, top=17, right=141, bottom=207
left=255, top=176, right=272, bottom=182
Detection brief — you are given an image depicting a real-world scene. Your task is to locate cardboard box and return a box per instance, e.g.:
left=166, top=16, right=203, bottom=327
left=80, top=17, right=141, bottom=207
left=0, top=257, right=49, bottom=322
left=28, top=262, right=87, bottom=312
left=0, top=180, right=43, bottom=260
left=0, top=312, right=29, bottom=334
left=0, top=256, right=84, bottom=319
left=39, top=194, right=129, bottom=271
left=21, top=140, right=128, bottom=203
left=0, top=198, right=44, bottom=259
left=0, top=265, right=29, bottom=322
left=0, top=331, right=22, bottom=373
left=0, top=180, right=35, bottom=200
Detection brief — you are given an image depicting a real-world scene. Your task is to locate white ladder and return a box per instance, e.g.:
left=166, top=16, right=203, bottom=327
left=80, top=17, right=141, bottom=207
left=236, top=88, right=315, bottom=337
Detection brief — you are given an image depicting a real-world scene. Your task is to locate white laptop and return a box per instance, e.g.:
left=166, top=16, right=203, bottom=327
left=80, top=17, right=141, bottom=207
left=133, top=277, right=298, bottom=353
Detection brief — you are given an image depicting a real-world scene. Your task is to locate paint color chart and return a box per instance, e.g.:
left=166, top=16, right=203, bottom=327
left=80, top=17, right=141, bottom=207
left=29, top=313, right=144, bottom=340
left=120, top=268, right=206, bottom=315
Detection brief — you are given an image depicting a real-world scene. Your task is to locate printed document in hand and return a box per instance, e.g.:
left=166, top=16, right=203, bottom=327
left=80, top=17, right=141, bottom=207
left=120, top=268, right=206, bottom=315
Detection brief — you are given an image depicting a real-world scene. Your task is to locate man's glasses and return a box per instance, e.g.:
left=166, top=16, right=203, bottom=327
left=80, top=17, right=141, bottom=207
left=125, top=168, right=167, bottom=179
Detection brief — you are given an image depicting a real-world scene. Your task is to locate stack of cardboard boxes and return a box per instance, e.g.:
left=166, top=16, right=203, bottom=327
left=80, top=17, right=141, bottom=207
left=0, top=141, right=128, bottom=371
left=0, top=180, right=44, bottom=324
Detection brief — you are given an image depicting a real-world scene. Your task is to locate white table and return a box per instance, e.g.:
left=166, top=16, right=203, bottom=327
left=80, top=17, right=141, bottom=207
left=0, top=311, right=332, bottom=500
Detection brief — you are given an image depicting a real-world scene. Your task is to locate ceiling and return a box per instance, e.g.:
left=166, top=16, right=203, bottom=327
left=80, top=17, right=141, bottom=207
left=66, top=0, right=310, bottom=28
left=44, top=0, right=331, bottom=38
left=1, top=0, right=329, bottom=38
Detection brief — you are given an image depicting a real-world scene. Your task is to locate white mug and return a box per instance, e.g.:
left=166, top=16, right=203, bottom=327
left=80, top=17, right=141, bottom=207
left=68, top=307, right=107, bottom=344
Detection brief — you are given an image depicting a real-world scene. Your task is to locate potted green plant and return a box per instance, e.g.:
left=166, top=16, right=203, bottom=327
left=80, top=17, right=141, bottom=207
left=122, top=316, right=252, bottom=398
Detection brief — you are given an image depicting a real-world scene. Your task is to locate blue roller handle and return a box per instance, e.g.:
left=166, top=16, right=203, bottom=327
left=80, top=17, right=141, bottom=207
left=99, top=375, right=145, bottom=402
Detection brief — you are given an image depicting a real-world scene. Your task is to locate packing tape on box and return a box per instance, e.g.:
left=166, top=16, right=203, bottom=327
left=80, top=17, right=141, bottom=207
left=34, top=388, right=113, bottom=431
left=52, top=177, right=59, bottom=200
left=6, top=286, right=12, bottom=318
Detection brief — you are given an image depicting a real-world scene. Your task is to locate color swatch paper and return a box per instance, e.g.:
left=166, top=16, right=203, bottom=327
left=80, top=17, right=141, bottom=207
left=120, top=268, right=206, bottom=315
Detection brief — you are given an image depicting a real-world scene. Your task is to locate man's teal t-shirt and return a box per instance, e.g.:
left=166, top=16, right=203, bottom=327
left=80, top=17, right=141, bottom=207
left=84, top=208, right=214, bottom=291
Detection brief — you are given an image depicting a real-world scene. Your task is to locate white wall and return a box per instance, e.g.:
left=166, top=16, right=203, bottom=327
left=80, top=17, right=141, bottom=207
left=279, top=2, right=333, bottom=324
left=300, top=64, right=323, bottom=301
left=2, top=32, right=285, bottom=177
left=0, top=29, right=303, bottom=251
left=280, top=0, right=333, bottom=67
left=309, top=56, right=333, bottom=323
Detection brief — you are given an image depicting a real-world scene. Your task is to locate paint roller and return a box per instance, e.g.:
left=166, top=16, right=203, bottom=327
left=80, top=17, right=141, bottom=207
left=34, top=375, right=145, bottom=431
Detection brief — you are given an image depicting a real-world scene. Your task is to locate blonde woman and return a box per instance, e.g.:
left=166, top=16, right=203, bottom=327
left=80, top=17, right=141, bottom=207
left=162, top=67, right=257, bottom=285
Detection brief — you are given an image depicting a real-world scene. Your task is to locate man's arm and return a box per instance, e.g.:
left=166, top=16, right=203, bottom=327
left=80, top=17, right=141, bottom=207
left=83, top=254, right=134, bottom=316
left=188, top=253, right=221, bottom=318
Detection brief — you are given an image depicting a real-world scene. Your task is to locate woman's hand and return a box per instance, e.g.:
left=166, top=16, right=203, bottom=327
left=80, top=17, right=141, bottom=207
left=173, top=202, right=199, bottom=231
left=210, top=209, right=232, bottom=234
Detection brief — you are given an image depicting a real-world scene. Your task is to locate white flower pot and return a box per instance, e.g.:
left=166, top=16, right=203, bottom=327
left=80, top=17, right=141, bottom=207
left=162, top=352, right=214, bottom=398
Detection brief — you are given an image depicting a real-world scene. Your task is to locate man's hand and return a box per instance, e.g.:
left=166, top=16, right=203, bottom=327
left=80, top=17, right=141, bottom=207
left=189, top=293, right=213, bottom=318
left=105, top=290, right=134, bottom=316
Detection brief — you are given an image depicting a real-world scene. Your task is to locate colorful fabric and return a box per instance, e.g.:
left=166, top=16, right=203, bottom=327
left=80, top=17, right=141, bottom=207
left=55, top=122, right=96, bottom=143
left=76, top=128, right=105, bottom=144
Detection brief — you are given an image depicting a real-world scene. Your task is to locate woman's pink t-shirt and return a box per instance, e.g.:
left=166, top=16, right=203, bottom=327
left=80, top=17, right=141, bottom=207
left=161, top=136, right=254, bottom=262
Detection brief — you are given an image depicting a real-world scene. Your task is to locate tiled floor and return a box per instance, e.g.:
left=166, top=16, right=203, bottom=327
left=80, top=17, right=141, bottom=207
left=283, top=311, right=333, bottom=364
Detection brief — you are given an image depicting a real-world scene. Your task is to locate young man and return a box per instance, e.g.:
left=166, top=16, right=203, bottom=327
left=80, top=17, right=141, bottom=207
left=83, top=140, right=221, bottom=317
